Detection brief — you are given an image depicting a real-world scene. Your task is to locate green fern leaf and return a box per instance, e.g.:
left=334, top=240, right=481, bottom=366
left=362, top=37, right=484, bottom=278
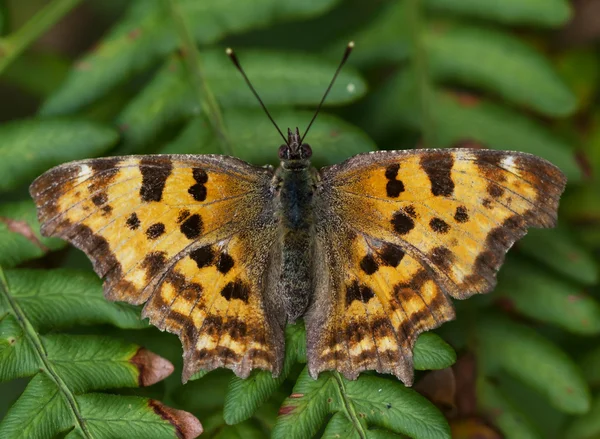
left=0, top=201, right=65, bottom=268
left=201, top=412, right=265, bottom=439
left=40, top=0, right=342, bottom=116
left=223, top=322, right=306, bottom=425
left=517, top=227, right=598, bottom=285
left=273, top=368, right=451, bottom=439
left=0, top=266, right=200, bottom=438
left=222, top=321, right=454, bottom=427
left=0, top=119, right=118, bottom=192
left=581, top=345, right=600, bottom=387
left=116, top=50, right=366, bottom=151
left=0, top=314, right=37, bottom=378
left=71, top=394, right=202, bottom=439
left=424, top=0, right=571, bottom=27
left=424, top=24, right=576, bottom=116
left=0, top=374, right=72, bottom=439
left=478, top=378, right=542, bottom=439
left=365, top=71, right=581, bottom=181
left=321, top=412, right=363, bottom=439
left=413, top=332, right=456, bottom=371
left=496, top=258, right=600, bottom=335
left=4, top=269, right=144, bottom=330
left=554, top=49, right=600, bottom=111
left=343, top=2, right=575, bottom=117
left=565, top=393, right=600, bottom=439
left=477, top=314, right=591, bottom=414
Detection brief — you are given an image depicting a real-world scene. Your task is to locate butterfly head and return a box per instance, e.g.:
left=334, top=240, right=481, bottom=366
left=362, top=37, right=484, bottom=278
left=279, top=127, right=312, bottom=166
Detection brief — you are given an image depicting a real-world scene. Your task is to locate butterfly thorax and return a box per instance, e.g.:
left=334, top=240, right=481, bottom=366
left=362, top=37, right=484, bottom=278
left=273, top=128, right=318, bottom=322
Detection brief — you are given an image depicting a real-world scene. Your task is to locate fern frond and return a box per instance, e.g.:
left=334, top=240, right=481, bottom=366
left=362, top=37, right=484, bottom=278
left=0, top=267, right=200, bottom=439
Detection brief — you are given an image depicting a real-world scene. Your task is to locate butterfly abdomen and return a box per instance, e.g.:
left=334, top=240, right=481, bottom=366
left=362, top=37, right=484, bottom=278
left=275, top=166, right=317, bottom=322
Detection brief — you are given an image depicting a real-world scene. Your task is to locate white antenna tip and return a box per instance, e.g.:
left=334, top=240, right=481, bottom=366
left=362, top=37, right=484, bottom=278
left=348, top=41, right=355, bottom=48
left=225, top=48, right=233, bottom=55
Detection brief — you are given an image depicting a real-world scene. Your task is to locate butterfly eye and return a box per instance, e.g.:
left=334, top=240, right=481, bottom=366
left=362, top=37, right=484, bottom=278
left=278, top=145, right=289, bottom=160
left=301, top=144, right=312, bottom=159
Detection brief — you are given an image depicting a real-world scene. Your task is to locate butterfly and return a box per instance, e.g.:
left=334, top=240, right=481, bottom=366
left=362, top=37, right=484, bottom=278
left=29, top=43, right=567, bottom=386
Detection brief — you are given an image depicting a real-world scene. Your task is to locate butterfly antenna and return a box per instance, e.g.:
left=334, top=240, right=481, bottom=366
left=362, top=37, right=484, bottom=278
left=226, top=47, right=288, bottom=145
left=300, top=41, right=354, bottom=144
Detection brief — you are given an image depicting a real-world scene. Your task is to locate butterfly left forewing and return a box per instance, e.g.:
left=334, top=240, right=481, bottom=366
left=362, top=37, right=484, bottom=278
left=30, top=155, right=284, bottom=380
left=308, top=148, right=566, bottom=384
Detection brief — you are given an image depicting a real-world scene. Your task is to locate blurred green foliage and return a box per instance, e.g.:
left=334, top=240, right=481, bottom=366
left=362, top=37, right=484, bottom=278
left=0, top=0, right=599, bottom=438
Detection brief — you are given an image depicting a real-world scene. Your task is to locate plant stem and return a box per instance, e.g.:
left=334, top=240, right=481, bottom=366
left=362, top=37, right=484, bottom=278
left=0, top=267, right=92, bottom=438
left=332, top=372, right=368, bottom=439
left=407, top=0, right=436, bottom=148
left=167, top=0, right=232, bottom=155
left=0, top=0, right=82, bottom=75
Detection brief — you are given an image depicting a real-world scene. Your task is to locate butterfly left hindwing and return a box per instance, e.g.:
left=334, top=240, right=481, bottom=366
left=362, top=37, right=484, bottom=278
left=306, top=148, right=566, bottom=384
left=30, top=155, right=286, bottom=380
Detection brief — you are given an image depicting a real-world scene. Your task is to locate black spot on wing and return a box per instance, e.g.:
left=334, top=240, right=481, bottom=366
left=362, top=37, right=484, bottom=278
left=165, top=271, right=202, bottom=302
left=392, top=211, right=415, bottom=235
left=487, top=183, right=505, bottom=198
left=420, top=152, right=455, bottom=197
left=87, top=158, right=121, bottom=192
left=429, top=217, right=450, bottom=234
left=384, top=163, right=405, bottom=198
left=139, top=158, right=173, bottom=202
left=188, top=184, right=207, bottom=202
left=386, top=180, right=405, bottom=198
left=454, top=206, right=469, bottom=223
left=360, top=254, right=379, bottom=275
left=189, top=245, right=214, bottom=269
left=146, top=223, right=166, bottom=240
left=188, top=168, right=208, bottom=202
left=345, top=280, right=375, bottom=307
left=91, top=193, right=107, bottom=206
left=126, top=213, right=141, bottom=230
left=385, top=164, right=400, bottom=180
left=192, top=168, right=208, bottom=183
left=202, top=315, right=223, bottom=337
left=220, top=280, right=249, bottom=303
left=379, top=244, right=404, bottom=267
left=91, top=158, right=121, bottom=176
left=141, top=251, right=167, bottom=281
left=180, top=214, right=203, bottom=239
left=216, top=253, right=234, bottom=274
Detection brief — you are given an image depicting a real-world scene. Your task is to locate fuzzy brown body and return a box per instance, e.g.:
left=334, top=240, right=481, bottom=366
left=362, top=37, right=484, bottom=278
left=274, top=162, right=318, bottom=323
